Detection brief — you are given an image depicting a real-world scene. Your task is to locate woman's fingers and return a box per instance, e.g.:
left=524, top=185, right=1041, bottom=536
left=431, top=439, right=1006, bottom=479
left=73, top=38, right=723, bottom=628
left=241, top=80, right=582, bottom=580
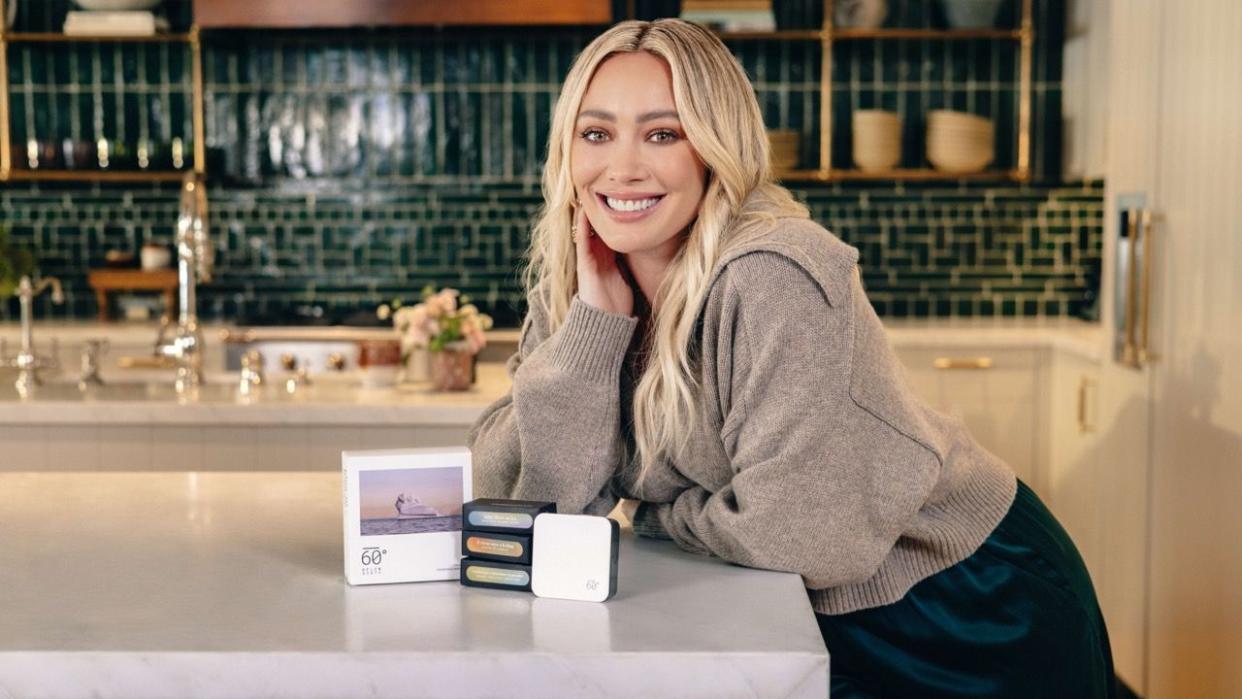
left=572, top=202, right=633, bottom=316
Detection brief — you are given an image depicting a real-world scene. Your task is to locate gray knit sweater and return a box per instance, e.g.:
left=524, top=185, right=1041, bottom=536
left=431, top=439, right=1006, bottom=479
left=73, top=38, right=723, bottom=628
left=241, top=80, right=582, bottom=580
left=468, top=216, right=1017, bottom=615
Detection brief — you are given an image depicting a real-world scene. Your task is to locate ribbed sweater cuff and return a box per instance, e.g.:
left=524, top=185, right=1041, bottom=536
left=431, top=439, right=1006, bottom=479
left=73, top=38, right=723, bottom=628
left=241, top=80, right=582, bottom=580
left=544, top=296, right=638, bottom=383
left=630, top=502, right=672, bottom=540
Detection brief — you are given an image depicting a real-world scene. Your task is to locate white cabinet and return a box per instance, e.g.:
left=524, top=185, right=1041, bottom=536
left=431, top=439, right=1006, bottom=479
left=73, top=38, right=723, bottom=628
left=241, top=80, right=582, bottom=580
left=894, top=347, right=1047, bottom=494
left=1043, top=351, right=1105, bottom=584
left=0, top=424, right=472, bottom=471
left=896, top=343, right=1119, bottom=669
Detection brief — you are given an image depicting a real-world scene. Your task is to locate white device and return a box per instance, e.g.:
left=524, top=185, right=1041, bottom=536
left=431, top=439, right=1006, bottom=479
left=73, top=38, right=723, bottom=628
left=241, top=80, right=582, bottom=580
left=531, top=513, right=620, bottom=602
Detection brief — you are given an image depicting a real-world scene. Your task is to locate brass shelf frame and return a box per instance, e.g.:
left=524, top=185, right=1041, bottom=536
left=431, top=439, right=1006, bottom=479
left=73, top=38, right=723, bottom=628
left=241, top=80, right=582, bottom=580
left=4, top=168, right=191, bottom=182
left=0, top=2, right=1035, bottom=185
left=0, top=0, right=206, bottom=182
left=4, top=31, right=193, bottom=43
left=717, top=0, right=1034, bottom=183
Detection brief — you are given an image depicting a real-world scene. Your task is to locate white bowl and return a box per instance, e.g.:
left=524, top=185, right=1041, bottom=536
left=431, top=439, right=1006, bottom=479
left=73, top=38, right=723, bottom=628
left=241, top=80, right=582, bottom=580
left=927, top=142, right=994, bottom=173
left=852, top=110, right=902, bottom=172
left=74, top=0, right=163, bottom=11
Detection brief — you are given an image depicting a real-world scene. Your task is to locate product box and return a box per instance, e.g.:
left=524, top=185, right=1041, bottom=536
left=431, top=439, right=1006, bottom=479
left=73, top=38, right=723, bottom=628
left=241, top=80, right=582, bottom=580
left=342, top=447, right=472, bottom=585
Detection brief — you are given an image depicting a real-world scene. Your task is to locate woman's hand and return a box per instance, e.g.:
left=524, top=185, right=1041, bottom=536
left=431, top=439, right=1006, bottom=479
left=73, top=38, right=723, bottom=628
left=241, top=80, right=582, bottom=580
left=574, top=204, right=633, bottom=317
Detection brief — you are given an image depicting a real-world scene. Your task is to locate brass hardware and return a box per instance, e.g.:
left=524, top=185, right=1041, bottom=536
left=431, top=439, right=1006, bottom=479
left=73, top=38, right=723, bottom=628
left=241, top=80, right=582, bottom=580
left=327, top=352, right=347, bottom=371
left=1138, top=209, right=1156, bottom=364
left=1077, top=375, right=1097, bottom=434
left=0, top=0, right=11, bottom=180
left=775, top=0, right=1031, bottom=182
left=280, top=353, right=298, bottom=371
left=190, top=25, right=206, bottom=175
left=0, top=16, right=203, bottom=183
left=1016, top=0, right=1033, bottom=180
left=117, top=355, right=178, bottom=369
left=933, top=357, right=994, bottom=370
left=821, top=0, right=832, bottom=179
left=218, top=328, right=257, bottom=343
left=4, top=32, right=192, bottom=43
left=1121, top=211, right=1141, bottom=367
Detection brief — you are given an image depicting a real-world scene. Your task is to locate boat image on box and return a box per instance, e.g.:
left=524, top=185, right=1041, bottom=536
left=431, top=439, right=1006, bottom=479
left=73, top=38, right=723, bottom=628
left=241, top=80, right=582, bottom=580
left=394, top=493, right=440, bottom=518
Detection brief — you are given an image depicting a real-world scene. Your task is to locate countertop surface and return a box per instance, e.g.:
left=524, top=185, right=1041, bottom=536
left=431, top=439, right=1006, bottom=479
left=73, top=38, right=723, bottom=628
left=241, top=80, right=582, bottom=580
left=0, top=316, right=1102, bottom=359
left=0, top=471, right=828, bottom=699
left=0, top=316, right=1104, bottom=424
left=0, top=363, right=511, bottom=425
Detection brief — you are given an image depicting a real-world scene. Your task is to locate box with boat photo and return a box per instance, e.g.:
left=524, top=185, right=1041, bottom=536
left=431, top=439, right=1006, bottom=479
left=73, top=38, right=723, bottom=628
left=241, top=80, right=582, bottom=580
left=342, top=447, right=472, bottom=585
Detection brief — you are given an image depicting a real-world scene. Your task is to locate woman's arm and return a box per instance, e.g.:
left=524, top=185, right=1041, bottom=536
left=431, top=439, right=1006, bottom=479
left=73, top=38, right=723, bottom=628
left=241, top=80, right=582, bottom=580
left=631, top=253, right=940, bottom=589
left=468, top=294, right=637, bottom=516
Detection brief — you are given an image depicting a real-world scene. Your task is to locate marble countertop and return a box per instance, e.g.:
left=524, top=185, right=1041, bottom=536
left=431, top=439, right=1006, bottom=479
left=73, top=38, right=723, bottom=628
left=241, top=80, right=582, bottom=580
left=0, top=363, right=511, bottom=425
left=0, top=472, right=828, bottom=699
left=0, top=320, right=523, bottom=345
left=881, top=317, right=1105, bottom=361
left=2, top=316, right=1104, bottom=358
left=0, top=317, right=1104, bottom=425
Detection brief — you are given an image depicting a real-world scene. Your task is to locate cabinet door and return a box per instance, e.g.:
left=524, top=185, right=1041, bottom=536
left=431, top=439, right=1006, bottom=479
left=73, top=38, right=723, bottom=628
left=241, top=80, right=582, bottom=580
left=894, top=347, right=1042, bottom=490
left=1044, top=352, right=1104, bottom=586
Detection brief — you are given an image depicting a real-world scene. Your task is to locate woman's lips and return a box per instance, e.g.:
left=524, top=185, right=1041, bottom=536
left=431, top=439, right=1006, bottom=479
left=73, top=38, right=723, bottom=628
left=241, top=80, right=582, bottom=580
left=596, top=193, right=665, bottom=223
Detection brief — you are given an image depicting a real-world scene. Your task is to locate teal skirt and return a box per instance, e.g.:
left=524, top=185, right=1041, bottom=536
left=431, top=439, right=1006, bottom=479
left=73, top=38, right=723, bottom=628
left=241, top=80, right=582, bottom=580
left=816, top=480, right=1116, bottom=698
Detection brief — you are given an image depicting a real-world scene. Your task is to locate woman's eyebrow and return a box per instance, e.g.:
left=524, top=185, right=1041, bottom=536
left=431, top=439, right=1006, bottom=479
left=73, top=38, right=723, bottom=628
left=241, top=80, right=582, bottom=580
left=576, top=109, right=681, bottom=123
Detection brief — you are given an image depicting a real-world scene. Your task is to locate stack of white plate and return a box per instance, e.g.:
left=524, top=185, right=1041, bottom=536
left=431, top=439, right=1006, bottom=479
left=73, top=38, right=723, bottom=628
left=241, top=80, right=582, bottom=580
left=926, top=110, right=995, bottom=174
left=768, top=129, right=800, bottom=172
left=852, top=110, right=902, bottom=172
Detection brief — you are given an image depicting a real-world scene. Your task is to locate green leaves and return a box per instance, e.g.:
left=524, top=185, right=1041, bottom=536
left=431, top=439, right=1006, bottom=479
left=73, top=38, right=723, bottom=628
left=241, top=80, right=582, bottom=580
left=0, top=225, right=36, bottom=301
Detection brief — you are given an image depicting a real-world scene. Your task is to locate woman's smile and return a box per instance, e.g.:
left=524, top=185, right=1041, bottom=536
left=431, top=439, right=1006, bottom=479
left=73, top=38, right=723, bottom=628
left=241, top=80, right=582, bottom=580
left=596, top=192, right=667, bottom=222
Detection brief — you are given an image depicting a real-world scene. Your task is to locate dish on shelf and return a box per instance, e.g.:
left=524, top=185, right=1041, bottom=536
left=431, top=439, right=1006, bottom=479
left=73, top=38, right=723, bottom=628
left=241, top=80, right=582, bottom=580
left=939, top=0, right=1004, bottom=29
left=926, top=109, right=995, bottom=174
left=767, top=129, right=800, bottom=171
left=73, top=0, right=163, bottom=10
left=834, top=0, right=887, bottom=29
left=852, top=110, right=902, bottom=172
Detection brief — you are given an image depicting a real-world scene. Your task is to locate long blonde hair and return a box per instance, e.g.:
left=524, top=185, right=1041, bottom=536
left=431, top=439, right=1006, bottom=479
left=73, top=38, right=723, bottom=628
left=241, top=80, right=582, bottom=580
left=526, top=19, right=809, bottom=480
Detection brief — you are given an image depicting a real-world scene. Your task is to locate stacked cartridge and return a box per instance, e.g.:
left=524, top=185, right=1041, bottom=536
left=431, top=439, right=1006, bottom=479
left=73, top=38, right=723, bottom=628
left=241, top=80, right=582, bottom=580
left=459, top=498, right=555, bottom=592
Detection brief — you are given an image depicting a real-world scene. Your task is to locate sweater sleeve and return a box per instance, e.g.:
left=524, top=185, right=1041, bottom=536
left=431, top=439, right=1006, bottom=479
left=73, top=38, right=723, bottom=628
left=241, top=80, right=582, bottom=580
left=467, top=294, right=637, bottom=516
left=630, top=253, right=940, bottom=589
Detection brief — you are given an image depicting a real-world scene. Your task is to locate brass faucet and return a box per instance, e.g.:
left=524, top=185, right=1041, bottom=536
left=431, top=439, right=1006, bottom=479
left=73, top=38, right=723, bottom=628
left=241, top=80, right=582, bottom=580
left=155, top=172, right=213, bottom=395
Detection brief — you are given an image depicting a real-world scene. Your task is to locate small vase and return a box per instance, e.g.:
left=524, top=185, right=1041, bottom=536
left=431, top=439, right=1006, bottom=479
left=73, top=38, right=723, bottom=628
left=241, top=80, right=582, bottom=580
left=403, top=347, right=431, bottom=383
left=430, top=343, right=474, bottom=392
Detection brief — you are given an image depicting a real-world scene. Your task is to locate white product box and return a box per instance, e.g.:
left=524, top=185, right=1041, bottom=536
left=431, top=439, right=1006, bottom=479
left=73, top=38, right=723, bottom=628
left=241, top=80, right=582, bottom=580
left=342, top=447, right=472, bottom=585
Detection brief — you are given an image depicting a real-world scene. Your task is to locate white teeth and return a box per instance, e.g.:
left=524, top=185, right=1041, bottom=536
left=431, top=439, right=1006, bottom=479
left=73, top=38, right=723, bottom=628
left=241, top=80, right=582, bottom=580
left=605, top=196, right=661, bottom=212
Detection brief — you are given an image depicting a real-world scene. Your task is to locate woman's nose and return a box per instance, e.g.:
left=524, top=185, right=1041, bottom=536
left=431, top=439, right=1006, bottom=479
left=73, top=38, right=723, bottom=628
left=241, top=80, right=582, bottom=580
left=606, top=141, right=647, bottom=183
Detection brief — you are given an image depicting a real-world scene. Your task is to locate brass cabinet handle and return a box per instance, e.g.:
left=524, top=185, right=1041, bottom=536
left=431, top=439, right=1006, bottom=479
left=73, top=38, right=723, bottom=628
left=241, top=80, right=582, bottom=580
left=1138, top=209, right=1159, bottom=365
left=1122, top=211, right=1141, bottom=366
left=933, top=357, right=994, bottom=370
left=1120, top=208, right=1161, bottom=368
left=1077, top=375, right=1098, bottom=434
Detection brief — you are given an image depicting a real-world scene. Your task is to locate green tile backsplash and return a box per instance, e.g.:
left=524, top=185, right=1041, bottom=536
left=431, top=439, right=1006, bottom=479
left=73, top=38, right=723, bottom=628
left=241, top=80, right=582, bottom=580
left=2, top=0, right=1099, bottom=326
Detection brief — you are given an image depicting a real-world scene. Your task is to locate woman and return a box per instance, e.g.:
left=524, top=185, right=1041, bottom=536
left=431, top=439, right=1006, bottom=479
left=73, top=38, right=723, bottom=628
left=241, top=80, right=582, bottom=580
left=469, top=19, right=1115, bottom=698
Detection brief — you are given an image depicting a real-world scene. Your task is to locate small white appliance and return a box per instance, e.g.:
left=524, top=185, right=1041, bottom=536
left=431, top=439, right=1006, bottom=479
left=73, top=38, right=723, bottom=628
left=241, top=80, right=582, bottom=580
left=531, top=513, right=619, bottom=602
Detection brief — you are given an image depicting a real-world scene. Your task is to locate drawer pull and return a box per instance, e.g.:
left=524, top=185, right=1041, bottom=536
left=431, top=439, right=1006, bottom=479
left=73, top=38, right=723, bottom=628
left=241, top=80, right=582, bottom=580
left=1077, top=376, right=1098, bottom=434
left=933, top=357, right=994, bottom=370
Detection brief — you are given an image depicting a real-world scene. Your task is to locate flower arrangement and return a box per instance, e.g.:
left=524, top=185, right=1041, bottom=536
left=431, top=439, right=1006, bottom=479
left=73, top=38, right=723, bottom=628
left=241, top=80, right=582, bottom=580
left=378, top=285, right=494, bottom=358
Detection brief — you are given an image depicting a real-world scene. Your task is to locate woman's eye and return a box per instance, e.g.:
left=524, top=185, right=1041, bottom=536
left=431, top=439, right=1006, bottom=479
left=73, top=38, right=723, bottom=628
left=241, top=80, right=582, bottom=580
left=581, top=128, right=608, bottom=143
left=649, top=129, right=679, bottom=143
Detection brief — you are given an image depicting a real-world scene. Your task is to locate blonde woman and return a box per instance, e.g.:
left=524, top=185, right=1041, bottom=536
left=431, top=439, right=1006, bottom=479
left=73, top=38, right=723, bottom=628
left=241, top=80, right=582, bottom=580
left=469, top=19, right=1115, bottom=697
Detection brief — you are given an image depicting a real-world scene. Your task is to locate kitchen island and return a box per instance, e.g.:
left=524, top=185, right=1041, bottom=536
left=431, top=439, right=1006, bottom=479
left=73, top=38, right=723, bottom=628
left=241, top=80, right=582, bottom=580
left=0, top=472, right=829, bottom=699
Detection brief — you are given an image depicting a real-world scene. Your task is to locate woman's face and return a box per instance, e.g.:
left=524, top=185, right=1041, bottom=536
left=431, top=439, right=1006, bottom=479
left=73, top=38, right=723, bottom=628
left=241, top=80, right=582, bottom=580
left=570, top=51, right=707, bottom=261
